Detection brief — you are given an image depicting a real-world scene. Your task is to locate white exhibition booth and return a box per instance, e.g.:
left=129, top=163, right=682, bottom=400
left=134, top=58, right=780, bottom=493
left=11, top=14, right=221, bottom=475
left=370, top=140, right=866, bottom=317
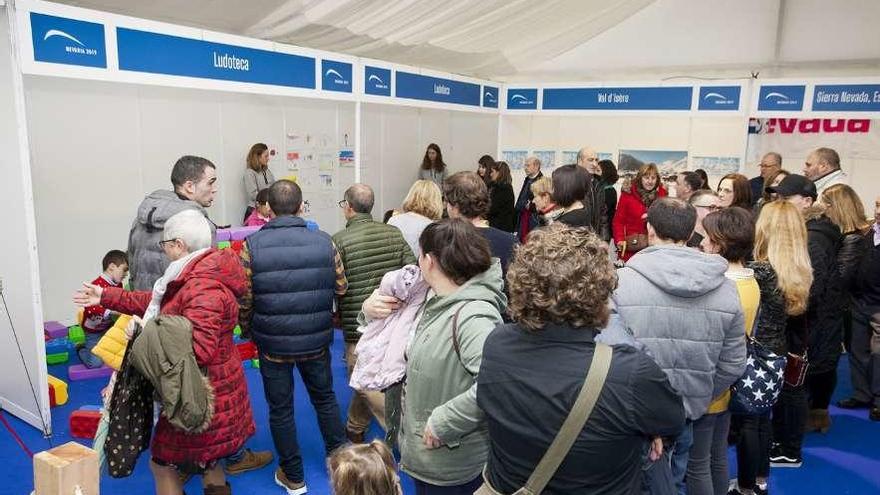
left=2, top=0, right=880, bottom=433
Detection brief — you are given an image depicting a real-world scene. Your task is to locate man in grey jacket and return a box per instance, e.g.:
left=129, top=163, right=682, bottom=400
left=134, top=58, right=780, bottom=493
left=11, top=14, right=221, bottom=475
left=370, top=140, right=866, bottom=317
left=612, top=197, right=746, bottom=494
left=127, top=155, right=218, bottom=291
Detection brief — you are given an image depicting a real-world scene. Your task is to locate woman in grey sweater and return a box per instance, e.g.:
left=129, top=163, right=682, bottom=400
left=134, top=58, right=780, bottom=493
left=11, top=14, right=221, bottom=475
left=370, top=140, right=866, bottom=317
left=242, top=142, right=275, bottom=223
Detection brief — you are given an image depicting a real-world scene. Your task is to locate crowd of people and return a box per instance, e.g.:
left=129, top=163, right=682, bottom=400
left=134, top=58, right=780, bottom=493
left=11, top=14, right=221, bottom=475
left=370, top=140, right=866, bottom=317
left=69, top=142, right=879, bottom=495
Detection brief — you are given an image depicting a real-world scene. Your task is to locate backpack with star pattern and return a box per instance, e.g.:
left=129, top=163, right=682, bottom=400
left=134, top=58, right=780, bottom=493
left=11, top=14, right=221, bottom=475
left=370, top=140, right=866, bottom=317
left=729, top=310, right=787, bottom=415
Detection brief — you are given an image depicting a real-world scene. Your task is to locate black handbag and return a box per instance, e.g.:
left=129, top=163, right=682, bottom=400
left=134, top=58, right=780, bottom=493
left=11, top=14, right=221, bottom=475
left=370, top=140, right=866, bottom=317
left=106, top=325, right=154, bottom=478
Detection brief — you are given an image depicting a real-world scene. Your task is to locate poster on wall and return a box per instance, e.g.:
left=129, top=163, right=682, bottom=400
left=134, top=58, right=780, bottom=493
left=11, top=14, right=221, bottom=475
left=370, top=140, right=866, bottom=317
left=287, top=151, right=302, bottom=170
left=560, top=150, right=613, bottom=165
left=501, top=150, right=528, bottom=170
left=533, top=151, right=556, bottom=168
left=618, top=150, right=688, bottom=177
left=746, top=117, right=879, bottom=211
left=691, top=156, right=741, bottom=175
left=339, top=149, right=355, bottom=167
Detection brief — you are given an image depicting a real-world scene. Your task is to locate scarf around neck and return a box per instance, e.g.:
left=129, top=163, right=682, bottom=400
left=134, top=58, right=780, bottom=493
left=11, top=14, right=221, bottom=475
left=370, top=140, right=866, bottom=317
left=144, top=248, right=209, bottom=322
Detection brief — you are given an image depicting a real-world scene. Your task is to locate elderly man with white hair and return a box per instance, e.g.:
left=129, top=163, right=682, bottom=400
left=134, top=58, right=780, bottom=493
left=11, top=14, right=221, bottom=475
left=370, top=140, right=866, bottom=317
left=75, top=209, right=256, bottom=495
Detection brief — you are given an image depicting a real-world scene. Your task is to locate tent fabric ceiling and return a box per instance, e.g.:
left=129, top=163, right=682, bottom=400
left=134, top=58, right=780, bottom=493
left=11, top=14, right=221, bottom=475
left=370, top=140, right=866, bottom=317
left=53, top=0, right=880, bottom=82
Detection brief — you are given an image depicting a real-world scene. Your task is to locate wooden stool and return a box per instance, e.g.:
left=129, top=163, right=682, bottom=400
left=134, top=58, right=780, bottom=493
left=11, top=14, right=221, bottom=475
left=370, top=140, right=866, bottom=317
left=33, top=441, right=99, bottom=495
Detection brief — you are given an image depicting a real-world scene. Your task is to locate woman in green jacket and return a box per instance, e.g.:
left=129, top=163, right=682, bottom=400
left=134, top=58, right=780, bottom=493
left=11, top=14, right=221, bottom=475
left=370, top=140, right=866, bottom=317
left=365, top=218, right=506, bottom=494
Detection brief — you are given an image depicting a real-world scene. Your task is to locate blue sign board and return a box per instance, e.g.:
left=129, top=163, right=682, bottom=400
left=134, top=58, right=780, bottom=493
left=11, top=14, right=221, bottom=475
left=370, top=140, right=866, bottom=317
left=507, top=89, right=538, bottom=109
left=483, top=86, right=499, bottom=108
left=395, top=72, right=481, bottom=106
left=813, top=84, right=880, bottom=112
left=698, top=86, right=741, bottom=110
left=364, top=66, right=391, bottom=96
left=543, top=87, right=693, bottom=110
left=116, top=28, right=315, bottom=89
left=321, top=60, right=352, bottom=93
left=757, top=85, right=806, bottom=111
left=30, top=13, right=107, bottom=68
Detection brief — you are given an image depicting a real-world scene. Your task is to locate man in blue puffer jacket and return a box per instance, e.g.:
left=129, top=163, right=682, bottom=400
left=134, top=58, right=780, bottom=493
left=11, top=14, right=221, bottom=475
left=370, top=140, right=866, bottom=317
left=611, top=197, right=747, bottom=495
left=239, top=179, right=349, bottom=495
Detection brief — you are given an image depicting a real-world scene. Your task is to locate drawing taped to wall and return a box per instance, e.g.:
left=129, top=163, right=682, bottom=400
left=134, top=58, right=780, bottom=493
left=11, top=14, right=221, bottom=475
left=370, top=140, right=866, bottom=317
left=533, top=151, right=556, bottom=168
left=501, top=150, right=528, bottom=170
left=339, top=149, right=355, bottom=167
left=618, top=149, right=688, bottom=175
left=691, top=156, right=741, bottom=175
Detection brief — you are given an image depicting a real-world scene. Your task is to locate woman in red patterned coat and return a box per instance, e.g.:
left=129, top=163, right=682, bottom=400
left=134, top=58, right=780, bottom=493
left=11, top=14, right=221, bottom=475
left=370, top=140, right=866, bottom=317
left=613, top=163, right=668, bottom=262
left=76, top=210, right=254, bottom=495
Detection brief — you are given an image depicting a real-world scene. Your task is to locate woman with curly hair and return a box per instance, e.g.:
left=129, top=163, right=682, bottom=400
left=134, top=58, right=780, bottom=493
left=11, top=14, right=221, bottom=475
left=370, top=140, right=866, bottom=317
left=476, top=224, right=685, bottom=494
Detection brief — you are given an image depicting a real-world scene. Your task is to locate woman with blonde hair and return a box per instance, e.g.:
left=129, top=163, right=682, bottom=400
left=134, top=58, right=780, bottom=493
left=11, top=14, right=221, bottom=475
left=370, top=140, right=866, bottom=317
left=728, top=201, right=812, bottom=495
left=243, top=143, right=275, bottom=223
left=328, top=440, right=402, bottom=495
left=388, top=180, right=443, bottom=256
left=613, top=162, right=667, bottom=261
left=529, top=177, right=563, bottom=226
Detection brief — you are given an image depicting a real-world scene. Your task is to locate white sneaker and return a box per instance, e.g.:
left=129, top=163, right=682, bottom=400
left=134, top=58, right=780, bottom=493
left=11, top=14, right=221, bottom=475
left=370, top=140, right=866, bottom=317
left=275, top=467, right=308, bottom=495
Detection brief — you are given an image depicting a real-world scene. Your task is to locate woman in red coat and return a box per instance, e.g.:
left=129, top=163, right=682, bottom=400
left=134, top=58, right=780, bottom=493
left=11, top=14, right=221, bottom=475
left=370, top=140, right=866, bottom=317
left=76, top=210, right=255, bottom=495
left=613, top=163, right=667, bottom=262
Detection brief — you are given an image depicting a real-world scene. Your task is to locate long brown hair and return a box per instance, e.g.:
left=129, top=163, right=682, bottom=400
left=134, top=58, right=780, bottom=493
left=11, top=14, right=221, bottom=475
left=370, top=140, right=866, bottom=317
left=718, top=173, right=752, bottom=209
left=246, top=143, right=269, bottom=171
left=821, top=184, right=871, bottom=235
left=761, top=169, right=789, bottom=203
left=489, top=161, right=512, bottom=186
left=754, top=201, right=812, bottom=315
left=420, top=143, right=446, bottom=173
left=634, top=163, right=661, bottom=207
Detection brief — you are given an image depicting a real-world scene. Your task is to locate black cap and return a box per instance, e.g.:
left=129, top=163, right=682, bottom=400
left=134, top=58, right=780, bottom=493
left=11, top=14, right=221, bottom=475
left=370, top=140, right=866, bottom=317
left=766, top=174, right=817, bottom=200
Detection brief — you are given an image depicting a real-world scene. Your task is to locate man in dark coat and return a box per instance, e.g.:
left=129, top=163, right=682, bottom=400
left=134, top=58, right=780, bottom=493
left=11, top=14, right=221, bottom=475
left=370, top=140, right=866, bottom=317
left=749, top=152, right=782, bottom=206
left=514, top=156, right=543, bottom=242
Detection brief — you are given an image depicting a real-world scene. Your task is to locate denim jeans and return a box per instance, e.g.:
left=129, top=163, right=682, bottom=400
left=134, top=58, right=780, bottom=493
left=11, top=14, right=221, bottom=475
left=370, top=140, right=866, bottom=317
left=259, top=349, right=347, bottom=482
left=686, top=412, right=730, bottom=495
left=78, top=332, right=104, bottom=368
left=671, top=421, right=694, bottom=495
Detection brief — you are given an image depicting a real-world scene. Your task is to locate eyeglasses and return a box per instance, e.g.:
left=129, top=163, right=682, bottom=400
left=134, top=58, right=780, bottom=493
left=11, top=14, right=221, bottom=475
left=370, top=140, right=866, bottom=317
left=337, top=200, right=348, bottom=208
left=158, top=238, right=179, bottom=249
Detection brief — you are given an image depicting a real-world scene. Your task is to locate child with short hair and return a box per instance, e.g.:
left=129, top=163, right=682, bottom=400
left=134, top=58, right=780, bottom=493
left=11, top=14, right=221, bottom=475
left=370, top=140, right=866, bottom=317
left=328, top=440, right=402, bottom=495
left=244, top=188, right=274, bottom=227
left=79, top=250, right=128, bottom=368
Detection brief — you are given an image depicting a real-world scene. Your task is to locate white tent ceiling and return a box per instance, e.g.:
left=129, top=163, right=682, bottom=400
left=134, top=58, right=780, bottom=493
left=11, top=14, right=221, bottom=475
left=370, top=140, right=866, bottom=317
left=52, top=0, right=880, bottom=82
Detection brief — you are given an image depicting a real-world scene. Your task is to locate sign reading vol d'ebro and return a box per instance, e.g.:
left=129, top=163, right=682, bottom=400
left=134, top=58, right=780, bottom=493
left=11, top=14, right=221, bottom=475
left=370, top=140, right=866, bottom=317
left=116, top=27, right=316, bottom=89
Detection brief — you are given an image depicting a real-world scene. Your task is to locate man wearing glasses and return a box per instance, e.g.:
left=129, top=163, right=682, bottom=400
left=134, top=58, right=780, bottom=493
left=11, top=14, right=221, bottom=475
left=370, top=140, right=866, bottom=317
left=686, top=190, right=721, bottom=249
left=749, top=152, right=782, bottom=207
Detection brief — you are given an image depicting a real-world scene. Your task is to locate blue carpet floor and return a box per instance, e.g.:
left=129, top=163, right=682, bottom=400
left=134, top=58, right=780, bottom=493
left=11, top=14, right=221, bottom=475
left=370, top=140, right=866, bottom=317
left=2, top=332, right=878, bottom=494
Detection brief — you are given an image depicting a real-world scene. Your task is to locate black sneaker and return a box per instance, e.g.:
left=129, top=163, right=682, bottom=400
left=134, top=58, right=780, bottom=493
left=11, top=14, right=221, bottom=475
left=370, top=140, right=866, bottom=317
left=870, top=408, right=880, bottom=422
left=769, top=451, right=802, bottom=468
left=837, top=397, right=871, bottom=409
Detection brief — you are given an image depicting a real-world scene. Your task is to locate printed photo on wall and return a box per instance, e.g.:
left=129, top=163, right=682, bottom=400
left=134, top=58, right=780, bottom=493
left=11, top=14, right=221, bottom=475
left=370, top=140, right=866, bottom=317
left=338, top=149, right=355, bottom=167
left=691, top=156, right=741, bottom=175
left=560, top=150, right=613, bottom=165
left=501, top=150, right=528, bottom=170
left=319, top=174, right=334, bottom=189
left=533, top=151, right=556, bottom=168
left=618, top=150, right=688, bottom=175
left=287, top=151, right=302, bottom=170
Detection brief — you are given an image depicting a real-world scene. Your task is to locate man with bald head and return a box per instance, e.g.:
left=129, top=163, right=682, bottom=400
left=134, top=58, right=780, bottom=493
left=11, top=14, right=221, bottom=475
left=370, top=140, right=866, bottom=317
left=332, top=183, right=416, bottom=443
left=803, top=147, right=848, bottom=199
left=576, top=146, right=610, bottom=240
left=749, top=152, right=782, bottom=206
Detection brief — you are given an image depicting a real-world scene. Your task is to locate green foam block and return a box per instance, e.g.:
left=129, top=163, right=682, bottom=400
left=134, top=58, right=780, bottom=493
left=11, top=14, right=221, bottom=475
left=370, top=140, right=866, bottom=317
left=251, top=358, right=260, bottom=369
left=46, top=352, right=69, bottom=365
left=68, top=325, right=86, bottom=345
left=217, top=241, right=231, bottom=250
left=233, top=325, right=242, bottom=336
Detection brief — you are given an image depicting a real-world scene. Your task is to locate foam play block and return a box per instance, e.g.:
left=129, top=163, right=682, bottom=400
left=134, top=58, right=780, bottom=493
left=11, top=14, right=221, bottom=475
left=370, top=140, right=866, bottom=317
left=33, top=441, right=99, bottom=495
left=44, top=321, right=69, bottom=339
left=69, top=410, right=102, bottom=439
left=46, top=352, right=69, bottom=365
left=230, top=240, right=244, bottom=255
left=46, top=338, right=73, bottom=355
left=251, top=358, right=260, bottom=369
left=216, top=240, right=231, bottom=250
left=243, top=359, right=254, bottom=369
left=216, top=229, right=231, bottom=241
left=67, top=364, right=113, bottom=381
left=67, top=326, right=86, bottom=346
left=235, top=341, right=257, bottom=361
left=229, top=225, right=261, bottom=241
left=47, top=375, right=68, bottom=407
left=79, top=404, right=102, bottom=412
left=233, top=325, right=242, bottom=336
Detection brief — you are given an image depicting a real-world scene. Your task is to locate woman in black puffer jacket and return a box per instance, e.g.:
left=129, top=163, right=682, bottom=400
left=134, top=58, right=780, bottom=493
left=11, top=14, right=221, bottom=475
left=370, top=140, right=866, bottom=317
left=731, top=201, right=813, bottom=495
